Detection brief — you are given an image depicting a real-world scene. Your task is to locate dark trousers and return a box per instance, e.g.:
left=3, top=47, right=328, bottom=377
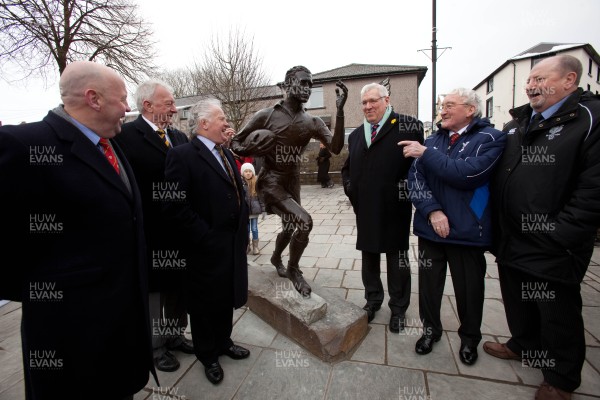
left=499, top=265, right=585, bottom=392
left=418, top=238, right=486, bottom=345
left=149, top=290, right=189, bottom=358
left=189, top=300, right=234, bottom=367
left=362, top=250, right=411, bottom=315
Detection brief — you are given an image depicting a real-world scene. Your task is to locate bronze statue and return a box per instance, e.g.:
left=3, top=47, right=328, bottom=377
left=231, top=66, right=347, bottom=297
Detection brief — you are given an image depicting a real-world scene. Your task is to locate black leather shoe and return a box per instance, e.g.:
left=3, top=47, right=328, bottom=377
left=204, top=362, right=224, bottom=385
left=154, top=351, right=180, bottom=372
left=415, top=334, right=440, bottom=355
left=389, top=314, right=405, bottom=333
left=459, top=343, right=478, bottom=365
left=221, top=344, right=250, bottom=360
left=167, top=338, right=195, bottom=354
left=363, top=304, right=381, bottom=323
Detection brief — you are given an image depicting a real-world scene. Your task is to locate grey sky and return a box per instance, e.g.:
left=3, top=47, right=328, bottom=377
left=1, top=0, right=599, bottom=125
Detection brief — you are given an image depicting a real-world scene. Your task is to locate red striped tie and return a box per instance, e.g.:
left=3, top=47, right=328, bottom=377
left=449, top=133, right=460, bottom=146
left=98, top=138, right=120, bottom=175
left=371, top=124, right=379, bottom=143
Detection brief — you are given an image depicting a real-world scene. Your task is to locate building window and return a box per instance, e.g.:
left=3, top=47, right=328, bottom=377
left=486, top=78, right=494, bottom=94
left=305, top=86, right=324, bottom=109
left=588, top=84, right=591, bottom=91
left=589, top=58, right=593, bottom=76
left=597, top=66, right=599, bottom=82
left=486, top=98, right=493, bottom=118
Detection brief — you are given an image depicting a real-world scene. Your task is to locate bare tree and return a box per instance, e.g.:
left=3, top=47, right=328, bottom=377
left=194, top=28, right=273, bottom=131
left=155, top=68, right=197, bottom=98
left=0, top=0, right=156, bottom=83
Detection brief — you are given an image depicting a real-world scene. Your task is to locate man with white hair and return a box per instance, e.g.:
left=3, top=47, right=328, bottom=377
left=115, top=80, right=191, bottom=372
left=163, top=98, right=249, bottom=385
left=401, top=87, right=506, bottom=365
left=342, top=83, right=423, bottom=333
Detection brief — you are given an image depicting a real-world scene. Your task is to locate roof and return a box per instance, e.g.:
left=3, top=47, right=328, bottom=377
left=473, top=42, right=600, bottom=90
left=311, top=63, right=428, bottom=86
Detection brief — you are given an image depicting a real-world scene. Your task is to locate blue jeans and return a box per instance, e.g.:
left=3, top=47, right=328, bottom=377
left=248, top=217, right=259, bottom=240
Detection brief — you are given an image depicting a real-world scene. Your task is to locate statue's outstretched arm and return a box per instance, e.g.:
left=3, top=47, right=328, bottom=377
left=330, top=80, right=347, bottom=155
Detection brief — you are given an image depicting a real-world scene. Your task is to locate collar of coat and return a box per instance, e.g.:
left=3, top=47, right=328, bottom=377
left=509, top=88, right=591, bottom=123
left=435, top=117, right=492, bottom=137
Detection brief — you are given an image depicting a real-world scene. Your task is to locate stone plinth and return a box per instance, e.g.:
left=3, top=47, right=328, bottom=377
left=247, top=264, right=368, bottom=363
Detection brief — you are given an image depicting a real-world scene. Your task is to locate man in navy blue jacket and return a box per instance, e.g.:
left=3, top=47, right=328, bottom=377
left=400, top=88, right=506, bottom=366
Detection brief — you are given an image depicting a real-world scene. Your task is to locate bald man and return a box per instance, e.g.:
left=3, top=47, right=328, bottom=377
left=0, top=61, right=155, bottom=400
left=487, top=55, right=600, bottom=399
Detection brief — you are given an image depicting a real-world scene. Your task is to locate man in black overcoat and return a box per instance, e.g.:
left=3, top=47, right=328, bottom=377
left=0, top=61, right=155, bottom=400
left=115, top=80, right=193, bottom=372
left=342, top=82, right=424, bottom=333
left=162, top=98, right=250, bottom=385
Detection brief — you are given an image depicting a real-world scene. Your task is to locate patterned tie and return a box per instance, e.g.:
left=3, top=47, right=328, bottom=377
left=156, top=129, right=170, bottom=148
left=370, top=124, right=379, bottom=143
left=98, top=138, right=120, bottom=175
left=215, top=145, right=240, bottom=206
left=449, top=133, right=460, bottom=146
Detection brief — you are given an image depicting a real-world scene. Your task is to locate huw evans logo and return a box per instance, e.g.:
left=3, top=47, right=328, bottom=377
left=29, top=146, right=63, bottom=165
left=29, top=214, right=63, bottom=234
left=29, top=350, right=63, bottom=370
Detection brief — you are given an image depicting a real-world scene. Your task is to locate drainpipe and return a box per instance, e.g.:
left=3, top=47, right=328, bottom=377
left=511, top=61, right=517, bottom=110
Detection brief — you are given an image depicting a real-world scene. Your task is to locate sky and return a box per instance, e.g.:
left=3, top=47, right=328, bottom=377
left=1, top=0, right=599, bottom=126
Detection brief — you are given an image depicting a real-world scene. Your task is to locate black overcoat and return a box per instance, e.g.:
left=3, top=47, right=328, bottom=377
left=115, top=115, right=189, bottom=291
left=163, top=138, right=249, bottom=309
left=0, top=111, right=155, bottom=399
left=342, top=111, right=424, bottom=252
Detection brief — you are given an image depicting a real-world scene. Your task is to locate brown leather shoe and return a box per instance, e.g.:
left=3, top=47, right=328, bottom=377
left=535, top=381, right=572, bottom=400
left=482, top=341, right=521, bottom=360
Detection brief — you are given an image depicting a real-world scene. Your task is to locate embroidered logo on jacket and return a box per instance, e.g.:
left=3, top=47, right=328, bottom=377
left=546, top=125, right=563, bottom=140
left=458, top=142, right=470, bottom=152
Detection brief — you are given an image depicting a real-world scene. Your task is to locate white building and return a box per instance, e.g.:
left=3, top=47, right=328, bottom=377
left=473, top=42, right=600, bottom=128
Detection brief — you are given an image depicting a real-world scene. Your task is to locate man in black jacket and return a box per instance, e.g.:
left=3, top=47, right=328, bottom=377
left=485, top=55, right=600, bottom=400
left=0, top=61, right=155, bottom=400
left=341, top=83, right=423, bottom=333
left=163, top=98, right=250, bottom=385
left=116, top=80, right=193, bottom=373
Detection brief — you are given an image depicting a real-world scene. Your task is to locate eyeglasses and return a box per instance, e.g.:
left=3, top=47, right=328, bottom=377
left=439, top=103, right=469, bottom=112
left=361, top=96, right=385, bottom=107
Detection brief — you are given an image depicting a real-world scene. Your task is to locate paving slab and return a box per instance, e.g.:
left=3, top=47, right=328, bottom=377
left=231, top=310, right=278, bottom=348
left=313, top=268, right=344, bottom=288
left=234, top=348, right=330, bottom=400
left=427, top=372, right=537, bottom=400
left=350, top=324, right=385, bottom=364
left=583, top=306, right=600, bottom=340
left=326, top=362, right=425, bottom=400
